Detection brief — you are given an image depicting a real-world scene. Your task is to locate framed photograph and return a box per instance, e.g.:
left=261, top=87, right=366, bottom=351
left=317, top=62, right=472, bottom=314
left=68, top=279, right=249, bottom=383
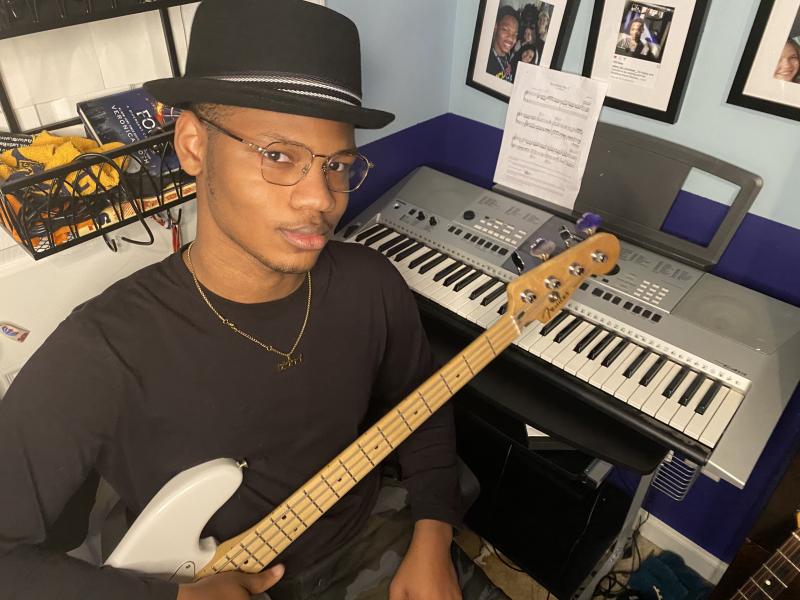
left=467, top=0, right=579, bottom=102
left=583, top=0, right=711, bottom=123
left=728, top=0, right=800, bottom=121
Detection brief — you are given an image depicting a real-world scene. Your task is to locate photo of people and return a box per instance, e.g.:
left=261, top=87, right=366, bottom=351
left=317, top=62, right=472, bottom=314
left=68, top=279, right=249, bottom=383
left=615, top=1, right=674, bottom=64
left=773, top=8, right=800, bottom=83
left=485, top=1, right=557, bottom=83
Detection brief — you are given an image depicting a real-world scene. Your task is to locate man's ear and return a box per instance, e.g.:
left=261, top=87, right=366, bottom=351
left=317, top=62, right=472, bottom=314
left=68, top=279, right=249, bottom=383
left=173, top=110, right=207, bottom=177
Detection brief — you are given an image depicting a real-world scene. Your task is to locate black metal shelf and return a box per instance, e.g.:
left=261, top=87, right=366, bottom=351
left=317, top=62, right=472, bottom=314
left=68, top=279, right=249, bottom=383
left=0, top=130, right=196, bottom=259
left=0, top=0, right=197, bottom=40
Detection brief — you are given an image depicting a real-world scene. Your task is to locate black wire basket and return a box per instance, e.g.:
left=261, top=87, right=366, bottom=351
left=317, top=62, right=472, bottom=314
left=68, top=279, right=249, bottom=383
left=0, top=130, right=195, bottom=259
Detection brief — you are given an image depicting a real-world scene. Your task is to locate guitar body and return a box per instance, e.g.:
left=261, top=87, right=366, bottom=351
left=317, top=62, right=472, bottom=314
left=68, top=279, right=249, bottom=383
left=105, top=458, right=243, bottom=582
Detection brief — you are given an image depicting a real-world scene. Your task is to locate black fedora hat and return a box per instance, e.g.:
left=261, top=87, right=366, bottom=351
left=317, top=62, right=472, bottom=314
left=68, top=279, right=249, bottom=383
left=145, top=0, right=394, bottom=129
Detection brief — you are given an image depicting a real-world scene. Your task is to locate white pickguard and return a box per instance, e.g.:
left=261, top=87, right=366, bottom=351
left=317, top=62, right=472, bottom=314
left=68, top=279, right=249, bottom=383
left=105, top=458, right=243, bottom=582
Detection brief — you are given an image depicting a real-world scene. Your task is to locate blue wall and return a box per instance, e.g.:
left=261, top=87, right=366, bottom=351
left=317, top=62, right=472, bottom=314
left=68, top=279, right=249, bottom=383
left=351, top=113, right=800, bottom=563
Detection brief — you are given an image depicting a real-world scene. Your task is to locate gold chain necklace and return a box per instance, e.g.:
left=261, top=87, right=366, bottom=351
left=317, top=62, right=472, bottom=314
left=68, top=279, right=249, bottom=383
left=186, top=241, right=311, bottom=371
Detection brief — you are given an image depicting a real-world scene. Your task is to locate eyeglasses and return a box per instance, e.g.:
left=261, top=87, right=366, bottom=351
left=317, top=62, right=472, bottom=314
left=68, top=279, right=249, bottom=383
left=197, top=117, right=374, bottom=193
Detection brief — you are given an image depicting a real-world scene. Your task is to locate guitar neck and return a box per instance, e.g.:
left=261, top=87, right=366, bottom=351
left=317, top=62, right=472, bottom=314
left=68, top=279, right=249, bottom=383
left=733, top=530, right=800, bottom=599
left=198, top=313, right=523, bottom=577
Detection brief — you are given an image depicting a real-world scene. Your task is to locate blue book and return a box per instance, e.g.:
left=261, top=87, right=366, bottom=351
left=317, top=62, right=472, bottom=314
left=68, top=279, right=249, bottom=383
left=77, top=88, right=180, bottom=178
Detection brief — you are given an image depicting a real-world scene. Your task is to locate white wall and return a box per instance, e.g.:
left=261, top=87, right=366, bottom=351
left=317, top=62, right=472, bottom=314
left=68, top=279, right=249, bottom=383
left=449, top=0, right=800, bottom=230
left=328, top=0, right=457, bottom=146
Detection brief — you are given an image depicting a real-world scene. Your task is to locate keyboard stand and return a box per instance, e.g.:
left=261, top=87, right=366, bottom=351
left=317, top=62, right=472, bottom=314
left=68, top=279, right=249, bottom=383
left=572, top=471, right=655, bottom=600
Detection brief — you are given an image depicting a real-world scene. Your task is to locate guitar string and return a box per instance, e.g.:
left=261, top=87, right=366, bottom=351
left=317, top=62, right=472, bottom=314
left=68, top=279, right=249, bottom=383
left=214, top=317, right=521, bottom=572
left=737, top=535, right=800, bottom=597
left=212, top=316, right=523, bottom=572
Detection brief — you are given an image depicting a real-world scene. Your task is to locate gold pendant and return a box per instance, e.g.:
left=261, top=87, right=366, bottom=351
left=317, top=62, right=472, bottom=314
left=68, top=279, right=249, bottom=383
left=278, top=354, right=303, bottom=371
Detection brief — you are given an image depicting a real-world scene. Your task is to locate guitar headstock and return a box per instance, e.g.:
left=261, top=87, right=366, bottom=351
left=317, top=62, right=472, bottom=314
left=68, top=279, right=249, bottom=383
left=506, top=232, right=620, bottom=329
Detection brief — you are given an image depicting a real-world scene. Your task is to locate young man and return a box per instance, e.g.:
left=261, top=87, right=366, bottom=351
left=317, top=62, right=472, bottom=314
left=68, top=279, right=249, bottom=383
left=0, top=1, right=507, bottom=599
left=486, top=6, right=519, bottom=82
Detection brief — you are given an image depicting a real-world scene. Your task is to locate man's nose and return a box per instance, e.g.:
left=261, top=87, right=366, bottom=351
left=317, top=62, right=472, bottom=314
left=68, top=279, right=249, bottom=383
left=290, top=158, right=337, bottom=212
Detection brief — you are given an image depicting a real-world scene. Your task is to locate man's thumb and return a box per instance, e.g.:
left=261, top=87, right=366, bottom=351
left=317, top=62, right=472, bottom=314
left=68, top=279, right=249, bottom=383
left=242, top=564, right=285, bottom=593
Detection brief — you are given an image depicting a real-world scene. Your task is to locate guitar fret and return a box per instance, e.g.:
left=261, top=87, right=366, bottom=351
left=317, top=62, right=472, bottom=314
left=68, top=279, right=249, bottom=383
left=737, top=590, right=747, bottom=599
left=338, top=459, right=358, bottom=483
left=778, top=549, right=800, bottom=573
left=750, top=577, right=774, bottom=599
left=239, top=542, right=266, bottom=567
left=320, top=474, right=341, bottom=498
left=438, top=374, right=453, bottom=396
left=303, top=489, right=324, bottom=514
left=418, top=391, right=434, bottom=413
left=462, top=354, right=475, bottom=376
left=254, top=528, right=279, bottom=555
left=763, top=565, right=787, bottom=588
left=396, top=408, right=414, bottom=432
left=376, top=426, right=395, bottom=449
left=270, top=516, right=295, bottom=541
left=792, top=532, right=800, bottom=544
left=485, top=335, right=497, bottom=356
left=357, top=442, right=375, bottom=466
left=287, top=505, right=308, bottom=528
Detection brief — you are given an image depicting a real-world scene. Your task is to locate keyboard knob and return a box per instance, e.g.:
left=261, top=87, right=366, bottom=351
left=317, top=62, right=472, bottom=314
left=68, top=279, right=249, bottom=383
left=417, top=211, right=426, bottom=221
left=463, top=210, right=476, bottom=221
left=429, top=216, right=438, bottom=226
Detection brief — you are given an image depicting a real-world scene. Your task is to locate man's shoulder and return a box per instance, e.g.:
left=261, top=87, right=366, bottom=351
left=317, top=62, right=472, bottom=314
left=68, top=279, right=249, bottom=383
left=325, top=240, right=409, bottom=289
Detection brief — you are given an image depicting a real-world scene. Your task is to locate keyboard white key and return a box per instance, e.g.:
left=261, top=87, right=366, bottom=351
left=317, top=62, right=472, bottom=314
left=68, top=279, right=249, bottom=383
left=529, top=315, right=578, bottom=357
left=699, top=389, right=744, bottom=447
left=451, top=274, right=494, bottom=313
left=576, top=334, right=621, bottom=381
left=654, top=373, right=696, bottom=424
left=547, top=322, right=594, bottom=367
left=641, top=363, right=681, bottom=416
left=684, top=385, right=728, bottom=441
left=614, top=352, right=657, bottom=402
left=669, top=378, right=712, bottom=432
left=475, top=296, right=508, bottom=328
left=590, top=343, right=636, bottom=388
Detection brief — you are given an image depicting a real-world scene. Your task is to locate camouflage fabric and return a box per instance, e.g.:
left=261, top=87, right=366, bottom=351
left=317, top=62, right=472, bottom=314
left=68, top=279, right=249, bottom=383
left=267, top=481, right=509, bottom=600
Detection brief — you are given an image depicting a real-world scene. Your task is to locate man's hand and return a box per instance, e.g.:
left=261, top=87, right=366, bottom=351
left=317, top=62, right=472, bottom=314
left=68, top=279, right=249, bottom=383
left=176, top=564, right=284, bottom=600
left=389, top=520, right=461, bottom=600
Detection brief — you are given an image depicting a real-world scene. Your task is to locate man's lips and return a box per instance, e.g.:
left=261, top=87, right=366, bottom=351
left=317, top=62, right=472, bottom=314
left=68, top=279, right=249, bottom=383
left=280, top=227, right=330, bottom=250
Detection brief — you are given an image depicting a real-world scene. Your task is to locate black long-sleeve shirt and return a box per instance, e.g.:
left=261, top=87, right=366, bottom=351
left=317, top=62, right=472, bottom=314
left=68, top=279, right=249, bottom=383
left=0, top=241, right=459, bottom=599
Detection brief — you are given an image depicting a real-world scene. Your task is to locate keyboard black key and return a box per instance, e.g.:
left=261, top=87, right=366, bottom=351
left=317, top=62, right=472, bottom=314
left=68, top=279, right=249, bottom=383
left=587, top=332, right=616, bottom=360
left=696, top=380, right=722, bottom=415
left=355, top=224, right=384, bottom=242
left=363, top=228, right=393, bottom=247
left=418, top=255, right=446, bottom=274
left=623, top=349, right=649, bottom=378
left=679, top=373, right=704, bottom=406
left=469, top=278, right=498, bottom=301
left=385, top=238, right=415, bottom=258
left=663, top=366, right=690, bottom=399
left=343, top=223, right=360, bottom=239
left=454, top=270, right=482, bottom=292
left=574, top=326, right=602, bottom=353
left=409, top=250, right=437, bottom=269
left=554, top=317, right=582, bottom=343
left=378, top=234, right=406, bottom=253
left=539, top=311, right=570, bottom=337
left=394, top=242, right=424, bottom=262
left=443, top=266, right=473, bottom=287
left=601, top=340, right=630, bottom=368
left=639, top=356, right=667, bottom=386
left=481, top=284, right=507, bottom=306
left=433, top=261, right=461, bottom=282
left=497, top=303, right=508, bottom=315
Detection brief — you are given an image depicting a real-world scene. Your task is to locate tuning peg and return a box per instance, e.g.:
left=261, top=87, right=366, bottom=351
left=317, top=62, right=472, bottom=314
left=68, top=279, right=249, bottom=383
left=529, top=238, right=556, bottom=261
left=576, top=212, right=603, bottom=236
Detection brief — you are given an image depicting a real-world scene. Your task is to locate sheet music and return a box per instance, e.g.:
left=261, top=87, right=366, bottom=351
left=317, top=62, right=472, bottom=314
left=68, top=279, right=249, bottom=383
left=494, top=63, right=607, bottom=211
